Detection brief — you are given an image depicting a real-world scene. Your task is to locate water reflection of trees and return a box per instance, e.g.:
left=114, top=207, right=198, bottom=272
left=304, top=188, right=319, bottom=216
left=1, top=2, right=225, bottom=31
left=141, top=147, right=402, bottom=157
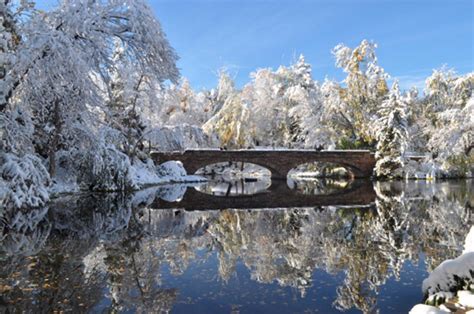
left=287, top=177, right=352, bottom=195
left=0, top=181, right=472, bottom=313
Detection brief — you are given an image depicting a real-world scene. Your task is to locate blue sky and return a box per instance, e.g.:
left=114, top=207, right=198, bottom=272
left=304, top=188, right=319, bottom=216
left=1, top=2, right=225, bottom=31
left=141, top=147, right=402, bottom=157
left=39, top=0, right=473, bottom=90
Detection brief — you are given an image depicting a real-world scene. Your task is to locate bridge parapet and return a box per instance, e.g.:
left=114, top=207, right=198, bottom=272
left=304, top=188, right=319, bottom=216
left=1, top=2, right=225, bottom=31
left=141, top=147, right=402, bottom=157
left=151, top=149, right=376, bottom=179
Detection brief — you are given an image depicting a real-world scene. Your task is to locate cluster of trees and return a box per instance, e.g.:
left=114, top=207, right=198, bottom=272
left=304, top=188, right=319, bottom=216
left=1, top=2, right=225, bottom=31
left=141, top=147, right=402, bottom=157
left=166, top=43, right=473, bottom=180
left=1, top=1, right=472, bottom=211
left=0, top=0, right=184, bottom=209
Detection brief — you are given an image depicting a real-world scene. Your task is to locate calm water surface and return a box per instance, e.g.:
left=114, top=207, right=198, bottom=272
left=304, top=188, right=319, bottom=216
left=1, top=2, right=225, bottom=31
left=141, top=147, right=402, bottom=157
left=0, top=179, right=472, bottom=313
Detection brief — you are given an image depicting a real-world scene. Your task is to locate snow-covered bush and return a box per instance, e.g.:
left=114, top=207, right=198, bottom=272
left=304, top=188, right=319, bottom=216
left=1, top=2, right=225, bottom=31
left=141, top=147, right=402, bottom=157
left=129, top=158, right=169, bottom=188
left=76, top=145, right=134, bottom=192
left=0, top=153, right=50, bottom=209
left=157, top=161, right=187, bottom=179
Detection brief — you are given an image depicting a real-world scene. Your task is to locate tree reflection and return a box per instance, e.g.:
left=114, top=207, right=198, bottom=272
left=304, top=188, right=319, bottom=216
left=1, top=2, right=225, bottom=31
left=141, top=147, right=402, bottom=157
left=0, top=181, right=472, bottom=313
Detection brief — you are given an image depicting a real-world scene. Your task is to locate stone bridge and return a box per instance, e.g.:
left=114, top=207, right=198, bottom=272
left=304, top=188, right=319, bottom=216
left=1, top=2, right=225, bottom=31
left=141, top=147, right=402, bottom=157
left=152, top=179, right=376, bottom=211
left=151, top=149, right=376, bottom=179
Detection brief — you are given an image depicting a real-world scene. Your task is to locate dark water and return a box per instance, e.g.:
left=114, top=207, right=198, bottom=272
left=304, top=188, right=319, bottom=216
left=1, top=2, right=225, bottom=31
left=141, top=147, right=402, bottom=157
left=0, top=179, right=472, bottom=313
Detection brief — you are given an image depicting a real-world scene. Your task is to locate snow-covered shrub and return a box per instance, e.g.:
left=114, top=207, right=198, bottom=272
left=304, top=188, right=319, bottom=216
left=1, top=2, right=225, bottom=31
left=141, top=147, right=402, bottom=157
left=157, top=161, right=187, bottom=179
left=422, top=252, right=474, bottom=296
left=422, top=227, right=474, bottom=296
left=409, top=227, right=474, bottom=313
left=0, top=153, right=50, bottom=209
left=129, top=158, right=163, bottom=188
left=76, top=145, right=134, bottom=192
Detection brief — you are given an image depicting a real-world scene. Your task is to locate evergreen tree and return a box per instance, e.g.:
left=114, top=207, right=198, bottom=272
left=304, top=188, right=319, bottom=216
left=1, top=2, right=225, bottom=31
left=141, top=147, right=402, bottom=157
left=375, top=81, right=409, bottom=179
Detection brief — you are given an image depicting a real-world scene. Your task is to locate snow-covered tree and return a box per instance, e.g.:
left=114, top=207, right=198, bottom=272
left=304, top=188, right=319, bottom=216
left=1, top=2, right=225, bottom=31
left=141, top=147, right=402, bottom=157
left=0, top=0, right=35, bottom=150
left=106, top=43, right=152, bottom=162
left=423, top=70, right=474, bottom=176
left=213, top=70, right=236, bottom=114
left=203, top=93, right=254, bottom=149
left=243, top=67, right=283, bottom=146
left=0, top=0, right=180, bottom=209
left=331, top=40, right=389, bottom=146
left=0, top=0, right=34, bottom=111
left=159, top=78, right=212, bottom=127
left=0, top=1, right=52, bottom=209
left=15, top=0, right=177, bottom=173
left=286, top=56, right=331, bottom=148
left=374, top=82, right=409, bottom=179
left=240, top=55, right=323, bottom=148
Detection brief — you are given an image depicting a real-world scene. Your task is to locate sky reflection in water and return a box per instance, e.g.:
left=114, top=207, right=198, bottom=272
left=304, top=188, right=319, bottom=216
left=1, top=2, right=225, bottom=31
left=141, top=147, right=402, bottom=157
left=0, top=179, right=472, bottom=313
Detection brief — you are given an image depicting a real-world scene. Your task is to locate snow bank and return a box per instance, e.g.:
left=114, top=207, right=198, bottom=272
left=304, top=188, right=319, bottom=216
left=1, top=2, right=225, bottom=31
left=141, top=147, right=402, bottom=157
left=422, top=226, right=474, bottom=295
left=156, top=160, right=206, bottom=184
left=409, top=304, right=450, bottom=314
left=130, top=158, right=166, bottom=187
left=52, top=155, right=206, bottom=196
left=128, top=159, right=207, bottom=193
left=464, top=226, right=474, bottom=254
left=410, top=226, right=474, bottom=313
left=422, top=249, right=474, bottom=295
left=458, top=290, right=474, bottom=307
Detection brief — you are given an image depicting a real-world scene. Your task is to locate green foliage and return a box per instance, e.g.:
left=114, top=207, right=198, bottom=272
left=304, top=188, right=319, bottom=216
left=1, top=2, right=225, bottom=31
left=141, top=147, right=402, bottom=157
left=336, top=136, right=375, bottom=150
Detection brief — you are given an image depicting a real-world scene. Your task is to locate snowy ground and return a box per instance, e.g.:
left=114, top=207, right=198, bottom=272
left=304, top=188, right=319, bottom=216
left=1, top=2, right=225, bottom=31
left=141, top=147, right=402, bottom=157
left=49, top=160, right=206, bottom=197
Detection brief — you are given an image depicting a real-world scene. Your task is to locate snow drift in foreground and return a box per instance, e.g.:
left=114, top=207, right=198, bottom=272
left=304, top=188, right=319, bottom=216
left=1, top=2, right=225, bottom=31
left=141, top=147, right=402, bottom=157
left=422, top=226, right=474, bottom=296
left=410, top=226, right=474, bottom=313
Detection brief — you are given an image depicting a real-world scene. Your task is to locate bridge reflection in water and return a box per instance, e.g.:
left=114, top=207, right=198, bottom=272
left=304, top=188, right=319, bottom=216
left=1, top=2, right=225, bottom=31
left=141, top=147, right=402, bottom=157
left=151, top=179, right=376, bottom=210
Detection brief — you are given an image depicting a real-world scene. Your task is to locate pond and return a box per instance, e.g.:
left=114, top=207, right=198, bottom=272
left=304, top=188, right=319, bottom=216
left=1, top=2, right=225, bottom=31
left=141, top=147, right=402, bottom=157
left=0, top=178, right=472, bottom=313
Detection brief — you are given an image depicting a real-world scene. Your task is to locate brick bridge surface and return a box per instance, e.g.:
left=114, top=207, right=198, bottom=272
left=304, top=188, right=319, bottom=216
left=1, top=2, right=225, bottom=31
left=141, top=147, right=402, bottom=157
left=151, top=149, right=376, bottom=179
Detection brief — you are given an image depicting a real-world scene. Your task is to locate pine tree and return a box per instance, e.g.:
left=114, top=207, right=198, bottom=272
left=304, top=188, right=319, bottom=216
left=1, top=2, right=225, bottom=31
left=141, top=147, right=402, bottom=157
left=107, top=43, right=148, bottom=162
left=375, top=81, right=409, bottom=178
